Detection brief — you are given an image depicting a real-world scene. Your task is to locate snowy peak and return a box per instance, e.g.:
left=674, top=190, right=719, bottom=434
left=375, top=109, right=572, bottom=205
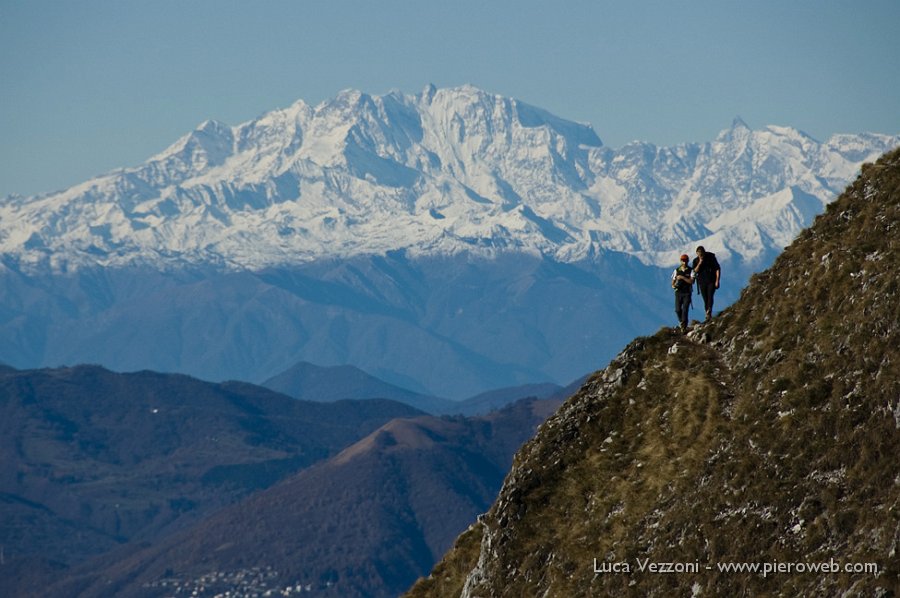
left=421, top=82, right=438, bottom=104
left=731, top=115, right=749, bottom=130
left=715, top=116, right=751, bottom=141
left=149, top=119, right=236, bottom=180
left=511, top=99, right=603, bottom=148
left=419, top=85, right=601, bottom=155
left=1, top=85, right=897, bottom=272
left=233, top=99, right=310, bottom=156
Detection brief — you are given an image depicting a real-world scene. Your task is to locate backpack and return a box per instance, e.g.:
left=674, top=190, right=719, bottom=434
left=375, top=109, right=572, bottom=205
left=672, top=264, right=693, bottom=293
left=692, top=252, right=720, bottom=285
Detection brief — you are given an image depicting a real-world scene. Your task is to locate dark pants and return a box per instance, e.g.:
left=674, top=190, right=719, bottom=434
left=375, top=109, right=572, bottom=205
left=698, top=282, right=716, bottom=318
left=675, top=292, right=691, bottom=328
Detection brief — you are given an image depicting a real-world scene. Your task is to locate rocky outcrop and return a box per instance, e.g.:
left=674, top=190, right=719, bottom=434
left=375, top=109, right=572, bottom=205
left=407, top=147, right=900, bottom=596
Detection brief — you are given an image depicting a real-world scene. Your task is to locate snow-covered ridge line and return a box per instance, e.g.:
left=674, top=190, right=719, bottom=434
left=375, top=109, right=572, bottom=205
left=1, top=84, right=897, bottom=273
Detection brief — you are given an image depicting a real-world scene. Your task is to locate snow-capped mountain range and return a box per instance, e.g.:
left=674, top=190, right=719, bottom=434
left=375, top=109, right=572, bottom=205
left=1, top=85, right=897, bottom=397
left=3, top=84, right=896, bottom=273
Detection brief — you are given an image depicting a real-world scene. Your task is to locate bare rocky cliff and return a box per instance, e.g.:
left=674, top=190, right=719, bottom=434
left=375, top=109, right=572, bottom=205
left=407, top=147, right=900, bottom=596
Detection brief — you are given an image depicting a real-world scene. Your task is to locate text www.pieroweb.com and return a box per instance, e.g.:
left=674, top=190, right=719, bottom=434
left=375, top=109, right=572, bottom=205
left=592, top=558, right=879, bottom=578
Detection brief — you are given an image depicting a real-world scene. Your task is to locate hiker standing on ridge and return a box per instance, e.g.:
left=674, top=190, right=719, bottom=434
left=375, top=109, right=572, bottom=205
left=672, top=254, right=694, bottom=332
left=692, top=246, right=721, bottom=322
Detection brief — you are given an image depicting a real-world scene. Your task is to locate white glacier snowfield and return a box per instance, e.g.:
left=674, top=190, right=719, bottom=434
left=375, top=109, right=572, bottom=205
left=3, top=84, right=896, bottom=274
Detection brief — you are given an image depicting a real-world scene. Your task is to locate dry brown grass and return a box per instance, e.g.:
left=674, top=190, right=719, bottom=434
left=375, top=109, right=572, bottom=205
left=404, top=147, right=900, bottom=597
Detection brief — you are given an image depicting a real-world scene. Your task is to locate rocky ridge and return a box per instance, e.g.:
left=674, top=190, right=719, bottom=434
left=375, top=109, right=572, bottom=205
left=406, top=148, right=900, bottom=596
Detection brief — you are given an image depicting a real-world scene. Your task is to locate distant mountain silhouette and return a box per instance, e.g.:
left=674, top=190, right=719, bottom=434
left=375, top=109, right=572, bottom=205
left=0, top=365, right=422, bottom=595
left=42, top=398, right=562, bottom=597
left=0, top=363, right=568, bottom=597
left=262, top=360, right=567, bottom=415
left=261, top=360, right=456, bottom=413
left=453, top=382, right=564, bottom=415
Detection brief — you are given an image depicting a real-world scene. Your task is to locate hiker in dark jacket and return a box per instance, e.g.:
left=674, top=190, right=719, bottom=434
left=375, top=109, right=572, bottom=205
left=672, top=254, right=694, bottom=332
left=692, top=246, right=721, bottom=322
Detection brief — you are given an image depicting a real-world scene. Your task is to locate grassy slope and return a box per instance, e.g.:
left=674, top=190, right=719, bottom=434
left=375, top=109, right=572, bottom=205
left=406, top=147, right=900, bottom=596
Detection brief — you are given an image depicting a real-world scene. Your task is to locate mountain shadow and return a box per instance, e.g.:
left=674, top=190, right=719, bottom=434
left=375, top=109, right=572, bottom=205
left=406, top=148, right=900, bottom=596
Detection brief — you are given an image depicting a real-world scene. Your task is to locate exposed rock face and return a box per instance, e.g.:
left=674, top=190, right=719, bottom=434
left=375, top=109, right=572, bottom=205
left=406, top=148, right=900, bottom=596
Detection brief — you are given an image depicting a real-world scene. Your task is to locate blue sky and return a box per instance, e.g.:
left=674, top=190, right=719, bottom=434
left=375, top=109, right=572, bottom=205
left=2, top=0, right=898, bottom=198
